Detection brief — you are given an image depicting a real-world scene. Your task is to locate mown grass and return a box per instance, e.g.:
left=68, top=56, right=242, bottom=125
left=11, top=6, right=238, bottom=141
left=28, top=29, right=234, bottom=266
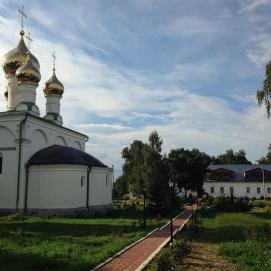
left=219, top=240, right=271, bottom=271
left=0, top=205, right=169, bottom=271
left=191, top=211, right=271, bottom=271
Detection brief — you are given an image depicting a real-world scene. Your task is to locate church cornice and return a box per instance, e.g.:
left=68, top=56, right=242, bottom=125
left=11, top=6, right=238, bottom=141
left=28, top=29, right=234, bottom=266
left=0, top=111, right=89, bottom=141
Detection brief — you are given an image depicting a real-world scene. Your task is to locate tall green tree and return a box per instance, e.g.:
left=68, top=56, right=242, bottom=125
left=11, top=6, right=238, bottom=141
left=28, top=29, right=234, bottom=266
left=256, top=61, right=271, bottom=118
left=121, top=140, right=146, bottom=195
left=257, top=144, right=271, bottom=164
left=144, top=132, right=169, bottom=211
left=113, top=176, right=128, bottom=199
left=168, top=148, right=211, bottom=196
left=214, top=149, right=251, bottom=164
left=148, top=130, right=163, bottom=153
left=120, top=131, right=174, bottom=212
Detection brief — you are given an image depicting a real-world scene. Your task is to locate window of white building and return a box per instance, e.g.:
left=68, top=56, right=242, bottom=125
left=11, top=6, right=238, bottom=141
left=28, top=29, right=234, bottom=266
left=230, top=187, right=234, bottom=195
left=220, top=187, right=224, bottom=194
left=81, top=176, right=85, bottom=187
left=0, top=153, right=2, bottom=174
left=267, top=187, right=271, bottom=194
left=211, top=187, right=214, bottom=193
left=247, top=187, right=250, bottom=193
left=257, top=187, right=261, bottom=194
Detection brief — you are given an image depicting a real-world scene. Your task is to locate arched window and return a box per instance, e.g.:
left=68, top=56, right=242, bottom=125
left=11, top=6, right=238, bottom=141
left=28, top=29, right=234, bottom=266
left=0, top=153, right=2, bottom=174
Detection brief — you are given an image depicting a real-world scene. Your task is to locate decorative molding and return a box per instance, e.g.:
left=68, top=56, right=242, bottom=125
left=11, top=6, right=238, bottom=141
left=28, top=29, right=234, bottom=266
left=0, top=147, right=16, bottom=151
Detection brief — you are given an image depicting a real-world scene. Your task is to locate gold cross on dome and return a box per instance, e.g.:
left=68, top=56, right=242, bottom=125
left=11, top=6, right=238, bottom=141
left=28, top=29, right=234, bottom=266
left=52, top=50, right=56, bottom=71
left=18, top=5, right=27, bottom=32
left=25, top=32, right=33, bottom=49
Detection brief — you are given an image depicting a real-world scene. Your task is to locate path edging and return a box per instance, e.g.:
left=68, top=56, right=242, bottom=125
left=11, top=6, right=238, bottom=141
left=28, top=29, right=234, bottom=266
left=135, top=210, right=192, bottom=271
left=91, top=227, right=159, bottom=271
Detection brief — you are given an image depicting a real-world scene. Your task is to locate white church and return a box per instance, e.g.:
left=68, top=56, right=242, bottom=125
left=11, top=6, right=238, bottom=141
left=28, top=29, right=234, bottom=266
left=0, top=10, right=112, bottom=216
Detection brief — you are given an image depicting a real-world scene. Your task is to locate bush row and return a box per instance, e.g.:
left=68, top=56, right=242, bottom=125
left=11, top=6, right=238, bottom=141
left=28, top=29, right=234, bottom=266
left=201, top=197, right=252, bottom=214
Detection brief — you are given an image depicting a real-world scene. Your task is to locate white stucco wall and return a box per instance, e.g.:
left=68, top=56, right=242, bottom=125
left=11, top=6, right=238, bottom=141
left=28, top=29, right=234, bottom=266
left=204, top=181, right=271, bottom=199
left=28, top=165, right=88, bottom=209
left=27, top=165, right=112, bottom=210
left=0, top=126, right=17, bottom=209
left=89, top=167, right=112, bottom=207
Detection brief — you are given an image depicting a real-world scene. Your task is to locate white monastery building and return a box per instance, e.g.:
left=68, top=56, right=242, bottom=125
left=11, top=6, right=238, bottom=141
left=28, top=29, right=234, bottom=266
left=0, top=11, right=112, bottom=215
left=204, top=164, right=271, bottom=199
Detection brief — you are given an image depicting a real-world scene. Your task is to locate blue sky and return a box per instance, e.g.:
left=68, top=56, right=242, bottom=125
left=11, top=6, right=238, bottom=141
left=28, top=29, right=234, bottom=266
left=1, top=0, right=271, bottom=176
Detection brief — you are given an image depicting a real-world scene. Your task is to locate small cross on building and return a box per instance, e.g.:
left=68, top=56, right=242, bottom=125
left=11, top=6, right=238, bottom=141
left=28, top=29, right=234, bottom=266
left=25, top=32, right=33, bottom=49
left=52, top=51, right=56, bottom=71
left=18, top=5, right=27, bottom=33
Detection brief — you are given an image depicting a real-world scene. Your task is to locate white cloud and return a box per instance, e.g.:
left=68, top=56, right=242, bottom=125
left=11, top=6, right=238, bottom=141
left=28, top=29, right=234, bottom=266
left=220, top=8, right=232, bottom=19
left=76, top=123, right=132, bottom=133
left=165, top=61, right=219, bottom=84
left=160, top=16, right=220, bottom=38
left=232, top=94, right=255, bottom=103
left=247, top=33, right=271, bottom=67
left=29, top=8, right=55, bottom=29
left=1, top=2, right=271, bottom=178
left=80, top=97, right=271, bottom=177
left=239, top=0, right=271, bottom=13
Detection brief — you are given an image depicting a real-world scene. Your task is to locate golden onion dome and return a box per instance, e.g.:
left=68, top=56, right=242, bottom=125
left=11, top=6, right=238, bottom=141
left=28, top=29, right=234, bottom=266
left=16, top=53, right=41, bottom=84
left=1, top=31, right=40, bottom=75
left=44, top=69, right=64, bottom=96
left=28, top=51, right=40, bottom=70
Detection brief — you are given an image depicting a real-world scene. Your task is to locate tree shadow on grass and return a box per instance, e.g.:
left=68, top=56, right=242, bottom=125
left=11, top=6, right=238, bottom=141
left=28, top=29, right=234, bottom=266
left=250, top=212, right=271, bottom=220
left=184, top=225, right=248, bottom=244
left=0, top=221, right=142, bottom=237
left=0, top=248, right=89, bottom=271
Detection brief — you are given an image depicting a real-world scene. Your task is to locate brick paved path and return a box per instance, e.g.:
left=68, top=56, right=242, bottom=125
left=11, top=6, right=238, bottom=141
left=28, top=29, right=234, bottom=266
left=94, top=209, right=193, bottom=271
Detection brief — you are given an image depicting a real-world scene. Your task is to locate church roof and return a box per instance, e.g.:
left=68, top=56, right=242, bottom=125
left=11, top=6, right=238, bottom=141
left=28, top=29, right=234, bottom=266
left=28, top=145, right=107, bottom=168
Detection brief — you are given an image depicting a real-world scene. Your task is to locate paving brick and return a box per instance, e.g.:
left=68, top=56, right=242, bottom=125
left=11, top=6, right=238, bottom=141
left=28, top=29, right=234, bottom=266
left=96, top=209, right=193, bottom=271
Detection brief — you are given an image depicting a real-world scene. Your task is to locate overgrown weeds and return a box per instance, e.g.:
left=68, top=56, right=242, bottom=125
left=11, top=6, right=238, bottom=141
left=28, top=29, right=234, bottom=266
left=152, top=239, right=192, bottom=271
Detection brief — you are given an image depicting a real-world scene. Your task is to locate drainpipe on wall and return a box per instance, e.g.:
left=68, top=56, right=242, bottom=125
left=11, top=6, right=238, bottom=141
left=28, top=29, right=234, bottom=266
left=86, top=167, right=91, bottom=211
left=16, top=113, right=28, bottom=211
left=111, top=165, right=114, bottom=200
left=24, top=164, right=30, bottom=214
left=261, top=165, right=266, bottom=200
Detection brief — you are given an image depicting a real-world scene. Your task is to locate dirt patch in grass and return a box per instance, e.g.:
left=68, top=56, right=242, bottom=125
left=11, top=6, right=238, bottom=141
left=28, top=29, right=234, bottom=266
left=180, top=242, right=239, bottom=271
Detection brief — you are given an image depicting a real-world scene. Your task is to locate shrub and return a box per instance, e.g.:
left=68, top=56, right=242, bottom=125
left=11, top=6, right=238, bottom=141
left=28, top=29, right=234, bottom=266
left=185, top=210, right=203, bottom=235
left=156, top=249, right=174, bottom=271
left=212, top=197, right=252, bottom=212
left=122, top=194, right=129, bottom=200
left=171, top=239, right=192, bottom=264
left=198, top=203, right=216, bottom=217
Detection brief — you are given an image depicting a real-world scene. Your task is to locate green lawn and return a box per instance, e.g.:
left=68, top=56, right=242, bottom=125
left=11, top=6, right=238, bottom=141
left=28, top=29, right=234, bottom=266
left=145, top=211, right=271, bottom=271
left=199, top=212, right=271, bottom=241
left=0, top=212, right=167, bottom=271
left=192, top=212, right=271, bottom=271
